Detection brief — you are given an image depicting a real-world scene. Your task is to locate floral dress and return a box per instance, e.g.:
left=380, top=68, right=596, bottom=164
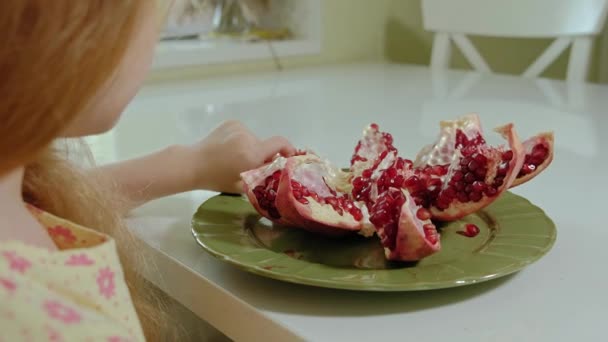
left=0, top=205, right=145, bottom=341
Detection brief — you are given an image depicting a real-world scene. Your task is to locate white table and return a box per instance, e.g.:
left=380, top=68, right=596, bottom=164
left=93, top=63, right=608, bottom=341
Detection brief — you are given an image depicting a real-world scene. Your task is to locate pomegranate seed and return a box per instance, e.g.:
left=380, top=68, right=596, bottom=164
left=484, top=187, right=498, bottom=197
left=292, top=190, right=302, bottom=199
left=475, top=167, right=487, bottom=178
left=404, top=176, right=419, bottom=188
left=362, top=169, right=373, bottom=178
left=423, top=224, right=438, bottom=244
left=464, top=172, right=476, bottom=183
left=461, top=145, right=476, bottom=157
left=393, top=175, right=405, bottom=187
left=370, top=123, right=379, bottom=130
left=291, top=181, right=301, bottom=189
left=455, top=182, right=465, bottom=191
left=467, top=160, right=479, bottom=171
left=416, top=208, right=432, bottom=220
left=452, top=171, right=464, bottom=182
left=351, top=208, right=364, bottom=221
left=457, top=223, right=480, bottom=237
left=457, top=192, right=469, bottom=202
left=443, top=187, right=457, bottom=199
left=387, top=167, right=397, bottom=178
left=469, top=191, right=482, bottom=202
left=297, top=198, right=309, bottom=204
left=395, top=158, right=405, bottom=170
left=521, top=164, right=536, bottom=174
left=428, top=178, right=443, bottom=188
left=502, top=150, right=513, bottom=161
left=472, top=181, right=485, bottom=192
left=493, top=177, right=504, bottom=187
left=497, top=162, right=509, bottom=176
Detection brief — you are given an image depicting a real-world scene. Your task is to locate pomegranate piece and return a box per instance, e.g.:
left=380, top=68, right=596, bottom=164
left=370, top=188, right=440, bottom=261
left=427, top=123, right=525, bottom=220
left=275, top=154, right=374, bottom=237
left=350, top=123, right=398, bottom=177
left=409, top=114, right=525, bottom=221
left=510, top=132, right=554, bottom=187
left=414, top=113, right=483, bottom=168
left=241, top=157, right=292, bottom=225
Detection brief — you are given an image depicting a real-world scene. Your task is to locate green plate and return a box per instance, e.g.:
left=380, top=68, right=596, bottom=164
left=191, top=192, right=556, bottom=291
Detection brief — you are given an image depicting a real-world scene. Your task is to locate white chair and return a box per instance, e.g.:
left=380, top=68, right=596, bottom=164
left=422, top=0, right=608, bottom=82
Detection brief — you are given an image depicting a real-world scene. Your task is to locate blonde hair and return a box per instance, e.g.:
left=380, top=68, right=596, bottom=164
left=1, top=1, right=173, bottom=339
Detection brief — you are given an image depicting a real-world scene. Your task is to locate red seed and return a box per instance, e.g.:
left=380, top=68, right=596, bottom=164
left=497, top=162, right=509, bottom=176
left=443, top=187, right=457, bottom=199
left=502, top=150, right=513, bottom=161
left=467, top=160, right=479, bottom=171
left=493, top=177, right=504, bottom=187
left=416, top=208, right=432, bottom=220
left=461, top=145, right=476, bottom=157
left=297, top=197, right=309, bottom=204
left=475, top=167, right=487, bottom=178
left=452, top=171, right=464, bottom=182
left=291, top=180, right=301, bottom=189
left=387, top=167, right=397, bottom=178
left=472, top=181, right=485, bottom=192
left=370, top=123, right=379, bottom=130
left=469, top=191, right=482, bottom=202
left=292, top=190, right=302, bottom=199
left=464, top=172, right=476, bottom=183
left=423, top=224, right=438, bottom=244
left=457, top=192, right=469, bottom=202
left=362, top=169, right=373, bottom=178
left=484, top=187, right=498, bottom=197
left=466, top=223, right=480, bottom=236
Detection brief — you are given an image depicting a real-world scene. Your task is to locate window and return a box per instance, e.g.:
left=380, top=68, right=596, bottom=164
left=153, top=0, right=322, bottom=69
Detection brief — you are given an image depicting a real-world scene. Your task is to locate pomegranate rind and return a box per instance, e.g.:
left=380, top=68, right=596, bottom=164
left=510, top=132, right=554, bottom=188
left=240, top=158, right=293, bottom=225
left=351, top=124, right=397, bottom=177
left=276, top=155, right=364, bottom=236
left=430, top=123, right=525, bottom=221
left=385, top=191, right=441, bottom=261
left=414, top=113, right=483, bottom=168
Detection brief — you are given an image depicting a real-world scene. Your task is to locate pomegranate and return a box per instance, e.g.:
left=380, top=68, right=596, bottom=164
left=510, top=132, right=554, bottom=187
left=241, top=157, right=292, bottom=225
left=409, top=115, right=525, bottom=220
left=275, top=154, right=375, bottom=236
left=240, top=114, right=553, bottom=263
left=350, top=123, right=398, bottom=177
left=369, top=188, right=440, bottom=261
left=243, top=153, right=375, bottom=237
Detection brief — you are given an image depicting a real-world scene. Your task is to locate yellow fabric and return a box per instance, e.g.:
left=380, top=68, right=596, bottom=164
left=0, top=205, right=145, bottom=341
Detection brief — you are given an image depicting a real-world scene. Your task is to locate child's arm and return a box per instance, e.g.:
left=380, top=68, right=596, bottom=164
left=95, top=120, right=295, bottom=209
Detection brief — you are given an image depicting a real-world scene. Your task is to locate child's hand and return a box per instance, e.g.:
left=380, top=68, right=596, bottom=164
left=189, top=120, right=296, bottom=193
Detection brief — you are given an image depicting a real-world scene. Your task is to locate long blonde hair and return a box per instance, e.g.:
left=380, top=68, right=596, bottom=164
left=0, top=1, right=171, bottom=340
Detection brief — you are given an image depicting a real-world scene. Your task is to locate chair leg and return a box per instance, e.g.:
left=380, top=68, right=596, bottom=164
left=567, top=36, right=592, bottom=83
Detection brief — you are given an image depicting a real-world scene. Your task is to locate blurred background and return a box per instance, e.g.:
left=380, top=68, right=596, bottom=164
left=150, top=0, right=608, bottom=83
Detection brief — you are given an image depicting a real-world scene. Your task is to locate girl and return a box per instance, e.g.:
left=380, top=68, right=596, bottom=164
left=0, top=1, right=294, bottom=341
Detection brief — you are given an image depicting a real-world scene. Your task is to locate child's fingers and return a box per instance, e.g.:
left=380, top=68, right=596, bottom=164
left=259, top=136, right=296, bottom=160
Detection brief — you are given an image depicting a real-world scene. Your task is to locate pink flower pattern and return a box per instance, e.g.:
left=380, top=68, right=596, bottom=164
left=96, top=267, right=116, bottom=299
left=47, top=226, right=77, bottom=244
left=108, top=337, right=131, bottom=342
left=44, top=300, right=82, bottom=324
left=47, top=326, right=63, bottom=342
left=0, top=277, right=16, bottom=293
left=65, top=254, right=95, bottom=266
left=2, top=251, right=31, bottom=274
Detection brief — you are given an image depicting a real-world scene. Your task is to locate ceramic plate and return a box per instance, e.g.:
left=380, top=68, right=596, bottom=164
left=191, top=192, right=556, bottom=291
